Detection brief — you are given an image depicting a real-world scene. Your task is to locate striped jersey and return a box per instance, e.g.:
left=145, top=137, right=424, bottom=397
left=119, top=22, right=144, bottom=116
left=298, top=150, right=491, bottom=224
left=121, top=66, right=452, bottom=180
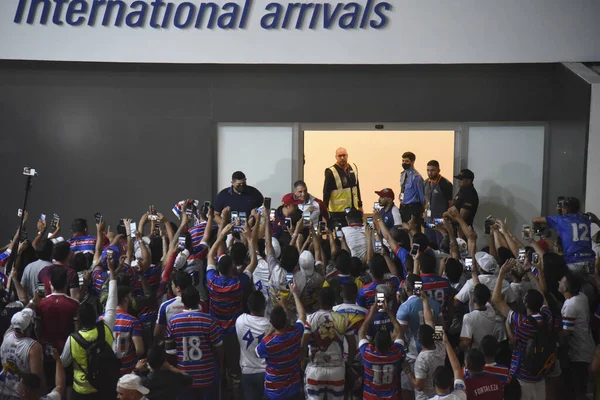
left=206, top=265, right=251, bottom=334
left=166, top=309, right=223, bottom=388
left=464, top=363, right=510, bottom=383
left=104, top=310, right=143, bottom=374
left=0, top=249, right=11, bottom=267
left=67, top=234, right=96, bottom=254
left=508, top=306, right=553, bottom=382
left=188, top=223, right=212, bottom=259
left=359, top=338, right=406, bottom=399
left=420, top=273, right=453, bottom=318
left=256, top=321, right=304, bottom=400
left=131, top=264, right=162, bottom=297
left=357, top=276, right=400, bottom=308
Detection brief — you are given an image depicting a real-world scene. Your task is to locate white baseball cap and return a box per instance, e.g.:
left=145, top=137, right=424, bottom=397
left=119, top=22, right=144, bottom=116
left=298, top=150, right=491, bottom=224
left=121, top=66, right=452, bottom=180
left=117, top=374, right=149, bottom=395
left=475, top=251, right=498, bottom=274
left=11, top=308, right=34, bottom=332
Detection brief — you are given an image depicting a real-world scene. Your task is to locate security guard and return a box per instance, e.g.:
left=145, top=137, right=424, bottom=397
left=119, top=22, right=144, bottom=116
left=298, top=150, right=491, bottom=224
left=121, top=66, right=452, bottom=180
left=453, top=169, right=479, bottom=227
left=323, top=147, right=362, bottom=228
left=399, top=151, right=425, bottom=230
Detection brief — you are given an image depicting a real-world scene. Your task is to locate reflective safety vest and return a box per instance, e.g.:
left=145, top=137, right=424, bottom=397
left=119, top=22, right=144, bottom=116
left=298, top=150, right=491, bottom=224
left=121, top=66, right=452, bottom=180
left=70, top=324, right=114, bottom=394
left=328, top=163, right=359, bottom=212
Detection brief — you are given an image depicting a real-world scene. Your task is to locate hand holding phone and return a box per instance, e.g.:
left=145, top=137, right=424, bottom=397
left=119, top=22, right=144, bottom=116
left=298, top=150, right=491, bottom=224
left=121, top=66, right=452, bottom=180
left=264, top=197, right=271, bottom=210
left=376, top=292, right=385, bottom=311
left=410, top=243, right=420, bottom=257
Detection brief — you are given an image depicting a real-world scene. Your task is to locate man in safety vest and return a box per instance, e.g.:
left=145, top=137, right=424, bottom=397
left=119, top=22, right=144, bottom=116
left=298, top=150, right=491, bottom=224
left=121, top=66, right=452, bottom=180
left=323, top=147, right=362, bottom=229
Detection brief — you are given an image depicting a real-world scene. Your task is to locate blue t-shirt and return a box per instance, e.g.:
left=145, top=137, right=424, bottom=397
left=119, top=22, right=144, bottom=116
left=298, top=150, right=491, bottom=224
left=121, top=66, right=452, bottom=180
left=546, top=214, right=595, bottom=264
left=396, top=295, right=441, bottom=353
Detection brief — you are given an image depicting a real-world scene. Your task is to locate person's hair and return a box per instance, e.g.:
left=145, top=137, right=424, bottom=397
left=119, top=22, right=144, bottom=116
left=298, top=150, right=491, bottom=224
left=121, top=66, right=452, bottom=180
left=466, top=349, right=486, bottom=372
left=402, top=152, right=416, bottom=162
left=349, top=257, right=363, bottom=278
left=405, top=274, right=420, bottom=292
left=524, top=289, right=544, bottom=314
left=369, top=254, right=387, bottom=281
left=50, top=267, right=68, bottom=292
left=481, top=245, right=490, bottom=254
left=341, top=282, right=358, bottom=302
left=433, top=366, right=453, bottom=390
left=427, top=160, right=440, bottom=168
left=564, top=272, right=582, bottom=294
left=473, top=284, right=491, bottom=306
left=334, top=250, right=351, bottom=275
left=496, top=246, right=515, bottom=266
left=543, top=252, right=568, bottom=295
left=78, top=302, right=98, bottom=329
left=147, top=344, right=166, bottom=370
left=412, top=233, right=429, bottom=251
left=181, top=286, right=200, bottom=309
left=444, top=258, right=463, bottom=283
left=172, top=271, right=193, bottom=291
left=117, top=285, right=131, bottom=305
left=319, top=287, right=336, bottom=309
left=280, top=245, right=300, bottom=273
left=149, top=236, right=163, bottom=265
left=346, top=209, right=363, bottom=224
left=217, top=254, right=233, bottom=276
left=418, top=324, right=435, bottom=349
left=293, top=180, right=307, bottom=189
left=391, top=228, right=410, bottom=250
left=35, top=239, right=53, bottom=262
left=247, top=291, right=266, bottom=315
left=20, top=372, right=42, bottom=391
left=563, top=197, right=581, bottom=214
left=418, top=251, right=437, bottom=274
left=504, top=378, right=522, bottom=400
left=373, top=330, right=392, bottom=354
left=480, top=335, right=499, bottom=359
left=52, top=241, right=71, bottom=263
left=71, top=252, right=90, bottom=273
left=230, top=242, right=247, bottom=266
left=71, top=218, right=88, bottom=233
left=232, top=171, right=246, bottom=181
left=270, top=306, right=287, bottom=330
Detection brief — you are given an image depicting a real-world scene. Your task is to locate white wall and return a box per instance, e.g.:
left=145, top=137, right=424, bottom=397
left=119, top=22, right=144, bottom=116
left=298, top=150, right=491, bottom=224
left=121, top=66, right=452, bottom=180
left=586, top=84, right=600, bottom=235
left=1, top=0, right=599, bottom=64
left=217, top=125, right=293, bottom=205
left=467, top=126, right=545, bottom=243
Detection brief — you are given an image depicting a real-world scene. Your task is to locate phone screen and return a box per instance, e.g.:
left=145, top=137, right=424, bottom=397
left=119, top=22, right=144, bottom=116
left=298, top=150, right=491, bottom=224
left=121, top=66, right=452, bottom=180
left=319, top=221, right=326, bottom=233
left=269, top=209, right=276, bottom=222
left=374, top=240, right=382, bottom=253
left=285, top=273, right=294, bottom=287
left=94, top=213, right=102, bottom=224
left=414, top=281, right=423, bottom=295
left=40, top=214, right=46, bottom=222
left=374, top=202, right=381, bottom=212
left=376, top=292, right=385, bottom=309
left=130, top=222, right=137, bottom=237
left=264, top=197, right=271, bottom=210
left=522, top=225, right=531, bottom=240
left=335, top=226, right=342, bottom=238
left=434, top=326, right=443, bottom=340
left=433, top=218, right=444, bottom=225
left=345, top=207, right=351, bottom=214
left=302, top=211, right=311, bottom=224
left=518, top=249, right=526, bottom=263
left=464, top=257, right=473, bottom=271
left=410, top=243, right=420, bottom=256
left=239, top=212, right=247, bottom=228
left=50, top=214, right=59, bottom=230
left=285, top=217, right=292, bottom=230
left=178, top=236, right=186, bottom=249
left=37, top=283, right=46, bottom=298
left=366, top=217, right=374, bottom=228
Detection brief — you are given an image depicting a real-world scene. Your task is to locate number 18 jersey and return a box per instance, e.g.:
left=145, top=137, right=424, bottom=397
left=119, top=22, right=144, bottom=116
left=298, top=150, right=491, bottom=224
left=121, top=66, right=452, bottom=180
left=166, top=309, right=224, bottom=388
left=235, top=313, right=270, bottom=374
left=359, top=338, right=406, bottom=400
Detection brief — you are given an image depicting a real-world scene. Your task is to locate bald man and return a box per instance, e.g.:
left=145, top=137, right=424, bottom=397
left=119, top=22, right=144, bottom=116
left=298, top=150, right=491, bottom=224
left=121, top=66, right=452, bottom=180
left=323, top=147, right=362, bottom=228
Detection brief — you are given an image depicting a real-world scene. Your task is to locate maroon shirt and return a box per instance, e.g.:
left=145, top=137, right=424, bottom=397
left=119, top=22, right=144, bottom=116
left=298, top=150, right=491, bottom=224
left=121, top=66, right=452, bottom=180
left=465, top=374, right=504, bottom=400
left=36, top=292, right=79, bottom=352
left=38, top=264, right=79, bottom=295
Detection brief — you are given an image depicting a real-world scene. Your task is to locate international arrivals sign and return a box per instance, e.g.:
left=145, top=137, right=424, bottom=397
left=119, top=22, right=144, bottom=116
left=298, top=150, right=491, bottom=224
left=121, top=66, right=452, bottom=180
left=0, top=0, right=599, bottom=64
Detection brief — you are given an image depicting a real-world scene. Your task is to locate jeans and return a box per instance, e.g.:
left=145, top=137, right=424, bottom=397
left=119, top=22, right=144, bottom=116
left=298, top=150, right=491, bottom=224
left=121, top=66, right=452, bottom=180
left=242, top=373, right=266, bottom=400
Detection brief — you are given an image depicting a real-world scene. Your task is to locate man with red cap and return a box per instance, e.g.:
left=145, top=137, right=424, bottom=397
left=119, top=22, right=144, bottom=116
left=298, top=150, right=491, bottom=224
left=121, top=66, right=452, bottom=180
left=272, top=193, right=304, bottom=239
left=376, top=188, right=402, bottom=230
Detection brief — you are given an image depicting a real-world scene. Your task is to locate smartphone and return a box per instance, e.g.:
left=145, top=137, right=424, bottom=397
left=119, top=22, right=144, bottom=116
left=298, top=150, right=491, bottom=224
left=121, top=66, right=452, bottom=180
left=376, top=292, right=385, bottom=310
left=521, top=225, right=531, bottom=240
left=129, top=222, right=137, bottom=237
left=117, top=219, right=127, bottom=236
left=484, top=216, right=494, bottom=235
left=433, top=218, right=444, bottom=225
left=532, top=252, right=539, bottom=264
left=269, top=209, right=276, bottom=222
left=335, top=224, right=342, bottom=238
left=285, top=272, right=294, bottom=288
left=410, top=243, right=420, bottom=257
left=366, top=217, right=374, bottom=229
left=518, top=248, right=526, bottom=263
left=433, top=325, right=443, bottom=341
left=178, top=235, right=186, bottom=250
left=319, top=221, right=327, bottom=233
left=185, top=202, right=195, bottom=217
left=50, top=214, right=59, bottom=231
left=36, top=282, right=46, bottom=298
left=94, top=213, right=102, bottom=224
left=464, top=257, right=473, bottom=272
left=285, top=217, right=292, bottom=230
left=17, top=209, right=23, bottom=217
left=374, top=240, right=382, bottom=253
left=302, top=211, right=311, bottom=225
left=557, top=196, right=565, bottom=207
left=153, top=222, right=161, bottom=236
left=106, top=248, right=114, bottom=260
left=239, top=212, right=248, bottom=229
left=414, top=281, right=423, bottom=296
left=374, top=202, right=381, bottom=212
left=148, top=205, right=158, bottom=221
left=78, top=272, right=84, bottom=287
left=345, top=207, right=351, bottom=214
left=264, top=197, right=271, bottom=210
left=202, top=201, right=211, bottom=216
left=40, top=214, right=46, bottom=222
left=425, top=222, right=436, bottom=229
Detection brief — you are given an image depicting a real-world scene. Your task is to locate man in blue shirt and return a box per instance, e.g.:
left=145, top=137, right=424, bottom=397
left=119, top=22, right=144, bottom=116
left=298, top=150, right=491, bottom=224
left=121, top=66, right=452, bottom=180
left=533, top=197, right=598, bottom=275
left=375, top=188, right=401, bottom=230
left=213, top=171, right=264, bottom=224
left=399, top=152, right=425, bottom=231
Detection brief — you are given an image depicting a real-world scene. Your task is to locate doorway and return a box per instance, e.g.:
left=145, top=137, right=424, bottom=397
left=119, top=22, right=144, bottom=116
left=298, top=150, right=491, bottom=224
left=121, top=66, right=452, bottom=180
left=303, top=130, right=456, bottom=212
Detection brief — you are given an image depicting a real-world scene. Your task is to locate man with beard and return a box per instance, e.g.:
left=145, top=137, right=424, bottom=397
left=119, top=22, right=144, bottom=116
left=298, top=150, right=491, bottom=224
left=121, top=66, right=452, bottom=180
left=213, top=171, right=264, bottom=224
left=424, top=160, right=453, bottom=246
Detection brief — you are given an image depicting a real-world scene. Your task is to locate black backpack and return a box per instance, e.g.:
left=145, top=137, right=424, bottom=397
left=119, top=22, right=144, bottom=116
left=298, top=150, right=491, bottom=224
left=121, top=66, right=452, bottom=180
left=520, top=314, right=557, bottom=378
left=72, top=321, right=121, bottom=393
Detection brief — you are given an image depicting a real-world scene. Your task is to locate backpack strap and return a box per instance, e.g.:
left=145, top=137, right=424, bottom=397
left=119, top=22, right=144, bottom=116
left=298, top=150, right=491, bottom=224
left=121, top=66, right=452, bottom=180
left=71, top=331, right=91, bottom=351
left=96, top=321, right=105, bottom=342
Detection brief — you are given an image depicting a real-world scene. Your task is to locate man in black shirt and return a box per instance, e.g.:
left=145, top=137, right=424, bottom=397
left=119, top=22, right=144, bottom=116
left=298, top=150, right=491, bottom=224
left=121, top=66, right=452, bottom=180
left=452, top=169, right=479, bottom=232
left=137, top=345, right=193, bottom=400
left=424, top=160, right=453, bottom=247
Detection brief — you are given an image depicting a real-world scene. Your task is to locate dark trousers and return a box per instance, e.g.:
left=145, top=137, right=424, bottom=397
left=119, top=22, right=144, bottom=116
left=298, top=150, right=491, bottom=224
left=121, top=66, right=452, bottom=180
left=242, top=373, right=266, bottom=400
left=564, top=361, right=590, bottom=395
left=223, top=333, right=242, bottom=398
left=400, top=203, right=423, bottom=231
left=328, top=212, right=348, bottom=229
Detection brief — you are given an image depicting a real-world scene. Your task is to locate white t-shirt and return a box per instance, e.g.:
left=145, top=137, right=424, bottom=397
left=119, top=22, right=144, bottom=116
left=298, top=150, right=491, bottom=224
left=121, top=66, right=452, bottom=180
left=341, top=225, right=367, bottom=261
left=253, top=256, right=271, bottom=304
left=562, top=292, right=595, bottom=363
left=460, top=304, right=507, bottom=348
left=428, top=379, right=467, bottom=400
left=414, top=341, right=447, bottom=400
left=304, top=309, right=352, bottom=367
left=510, top=280, right=536, bottom=303
left=235, top=313, right=271, bottom=374
left=455, top=275, right=517, bottom=312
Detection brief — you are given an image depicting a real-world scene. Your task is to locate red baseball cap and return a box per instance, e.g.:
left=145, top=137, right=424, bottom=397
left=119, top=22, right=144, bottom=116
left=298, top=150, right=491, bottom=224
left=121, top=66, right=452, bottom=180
left=281, top=193, right=303, bottom=206
left=375, top=188, right=395, bottom=200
